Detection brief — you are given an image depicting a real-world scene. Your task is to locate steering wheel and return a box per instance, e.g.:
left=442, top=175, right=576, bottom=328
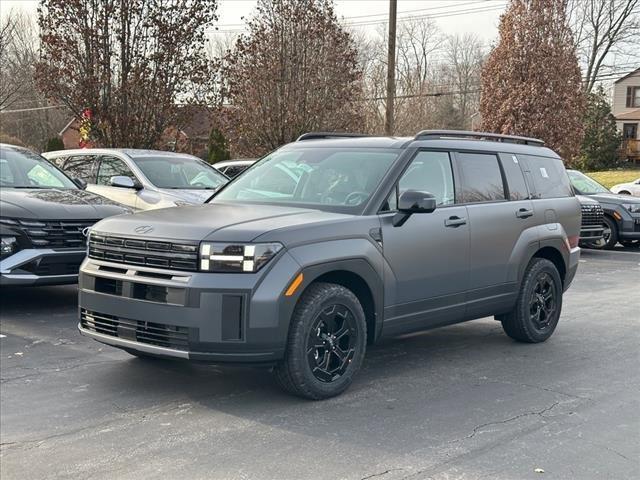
left=344, top=191, right=369, bottom=206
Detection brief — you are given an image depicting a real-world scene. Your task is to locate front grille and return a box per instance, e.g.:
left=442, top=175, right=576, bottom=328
left=81, top=309, right=190, bottom=350
left=3, top=219, right=96, bottom=248
left=88, top=233, right=199, bottom=271
left=580, top=204, right=603, bottom=227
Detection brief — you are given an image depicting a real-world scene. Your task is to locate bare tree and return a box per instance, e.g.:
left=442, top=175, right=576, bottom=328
left=0, top=10, right=68, bottom=150
left=36, top=0, right=218, bottom=148
left=568, top=0, right=639, bottom=92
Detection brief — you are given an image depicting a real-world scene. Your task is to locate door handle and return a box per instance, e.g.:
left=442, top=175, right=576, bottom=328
left=444, top=216, right=467, bottom=227
left=516, top=208, right=534, bottom=219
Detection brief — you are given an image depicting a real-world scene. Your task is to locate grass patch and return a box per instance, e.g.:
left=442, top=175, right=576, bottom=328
left=585, top=169, right=640, bottom=188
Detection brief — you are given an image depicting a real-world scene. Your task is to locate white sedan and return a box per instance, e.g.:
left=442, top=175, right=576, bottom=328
left=610, top=178, right=640, bottom=197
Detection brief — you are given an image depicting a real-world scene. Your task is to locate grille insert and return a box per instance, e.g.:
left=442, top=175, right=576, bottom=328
left=81, top=309, right=190, bottom=350
left=4, top=219, right=96, bottom=248
left=88, top=234, right=198, bottom=271
left=580, top=204, right=603, bottom=227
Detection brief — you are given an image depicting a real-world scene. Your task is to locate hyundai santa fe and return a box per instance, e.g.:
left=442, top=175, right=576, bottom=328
left=77, top=130, right=581, bottom=399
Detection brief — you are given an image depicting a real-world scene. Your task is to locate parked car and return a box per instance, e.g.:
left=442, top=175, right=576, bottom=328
left=0, top=144, right=130, bottom=286
left=77, top=130, right=581, bottom=399
left=43, top=149, right=228, bottom=210
left=576, top=195, right=604, bottom=246
left=567, top=169, right=640, bottom=249
left=610, top=177, right=640, bottom=197
left=213, top=159, right=256, bottom=178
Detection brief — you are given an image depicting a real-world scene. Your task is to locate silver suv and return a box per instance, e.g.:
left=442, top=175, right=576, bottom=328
left=77, top=131, right=581, bottom=399
left=43, top=149, right=228, bottom=210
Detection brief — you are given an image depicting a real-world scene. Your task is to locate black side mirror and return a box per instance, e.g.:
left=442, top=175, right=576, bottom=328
left=110, top=175, right=141, bottom=190
left=73, top=178, right=87, bottom=190
left=393, top=190, right=437, bottom=227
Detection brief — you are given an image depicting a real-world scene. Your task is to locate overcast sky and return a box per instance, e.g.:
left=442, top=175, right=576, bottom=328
left=0, top=0, right=505, bottom=43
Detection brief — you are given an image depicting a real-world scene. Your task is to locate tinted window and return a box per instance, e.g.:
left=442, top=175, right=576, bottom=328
left=226, top=165, right=248, bottom=178
left=59, top=155, right=96, bottom=183
left=97, top=156, right=135, bottom=185
left=519, top=155, right=572, bottom=199
left=398, top=151, right=455, bottom=206
left=456, top=152, right=505, bottom=203
left=499, top=153, right=530, bottom=200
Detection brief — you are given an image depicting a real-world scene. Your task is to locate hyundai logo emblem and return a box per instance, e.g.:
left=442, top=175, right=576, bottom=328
left=134, top=225, right=155, bottom=234
left=82, top=227, right=91, bottom=237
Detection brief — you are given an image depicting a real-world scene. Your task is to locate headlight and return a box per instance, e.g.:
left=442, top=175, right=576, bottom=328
left=1, top=236, right=18, bottom=259
left=199, top=242, right=283, bottom=272
left=621, top=203, right=640, bottom=214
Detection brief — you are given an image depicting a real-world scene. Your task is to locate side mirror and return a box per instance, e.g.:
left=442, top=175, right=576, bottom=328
left=73, top=178, right=87, bottom=190
left=110, top=175, right=140, bottom=190
left=393, top=190, right=437, bottom=227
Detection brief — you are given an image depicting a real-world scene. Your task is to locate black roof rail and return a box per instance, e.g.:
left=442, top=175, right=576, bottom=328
left=296, top=132, right=371, bottom=142
left=414, top=129, right=545, bottom=146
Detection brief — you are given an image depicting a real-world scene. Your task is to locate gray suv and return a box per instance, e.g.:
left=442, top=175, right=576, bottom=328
left=78, top=130, right=581, bottom=399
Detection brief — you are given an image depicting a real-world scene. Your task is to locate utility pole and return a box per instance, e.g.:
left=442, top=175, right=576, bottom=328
left=384, top=0, right=397, bottom=136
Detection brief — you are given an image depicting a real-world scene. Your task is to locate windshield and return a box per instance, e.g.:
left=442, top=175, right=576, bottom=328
left=567, top=170, right=609, bottom=195
left=132, top=156, right=228, bottom=190
left=0, top=146, right=77, bottom=189
left=212, top=147, right=400, bottom=212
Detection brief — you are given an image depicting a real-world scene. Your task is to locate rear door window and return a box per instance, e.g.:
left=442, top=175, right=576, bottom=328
left=499, top=153, right=530, bottom=200
left=455, top=152, right=506, bottom=203
left=518, top=155, right=572, bottom=199
left=58, top=155, right=97, bottom=183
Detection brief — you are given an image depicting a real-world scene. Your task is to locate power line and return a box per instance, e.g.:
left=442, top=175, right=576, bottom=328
left=0, top=105, right=66, bottom=114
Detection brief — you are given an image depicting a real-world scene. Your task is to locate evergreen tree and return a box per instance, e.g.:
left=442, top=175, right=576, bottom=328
left=207, top=127, right=231, bottom=164
left=577, top=86, right=621, bottom=171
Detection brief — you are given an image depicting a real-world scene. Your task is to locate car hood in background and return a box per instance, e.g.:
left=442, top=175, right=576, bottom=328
left=585, top=193, right=640, bottom=205
left=156, top=188, right=218, bottom=205
left=90, top=202, right=352, bottom=244
left=0, top=188, right=130, bottom=219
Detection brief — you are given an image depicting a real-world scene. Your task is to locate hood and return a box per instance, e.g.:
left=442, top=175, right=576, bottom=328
left=90, top=201, right=351, bottom=244
left=584, top=192, right=640, bottom=205
left=0, top=188, right=131, bottom=219
left=156, top=188, right=216, bottom=204
left=575, top=194, right=599, bottom=206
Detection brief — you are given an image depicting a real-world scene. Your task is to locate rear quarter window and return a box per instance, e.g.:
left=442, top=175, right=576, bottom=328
left=518, top=154, right=572, bottom=199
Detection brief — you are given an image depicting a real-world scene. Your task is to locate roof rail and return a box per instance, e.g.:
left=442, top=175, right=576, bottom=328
left=414, top=130, right=545, bottom=146
left=296, top=132, right=371, bottom=142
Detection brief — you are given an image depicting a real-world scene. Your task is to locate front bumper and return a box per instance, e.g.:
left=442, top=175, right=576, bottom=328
left=618, top=214, right=640, bottom=240
left=0, top=248, right=85, bottom=286
left=78, top=253, right=301, bottom=364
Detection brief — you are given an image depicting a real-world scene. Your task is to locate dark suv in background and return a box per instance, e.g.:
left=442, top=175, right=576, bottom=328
left=568, top=169, right=640, bottom=249
left=77, top=131, right=581, bottom=399
left=1, top=144, right=129, bottom=285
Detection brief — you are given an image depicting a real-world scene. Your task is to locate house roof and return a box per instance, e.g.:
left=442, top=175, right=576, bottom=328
left=615, top=109, right=640, bottom=121
left=614, top=67, right=640, bottom=84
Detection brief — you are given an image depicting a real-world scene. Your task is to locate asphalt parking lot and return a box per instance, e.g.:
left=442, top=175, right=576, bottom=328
left=1, top=248, right=639, bottom=480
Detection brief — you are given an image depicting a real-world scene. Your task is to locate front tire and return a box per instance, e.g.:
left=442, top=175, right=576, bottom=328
left=595, top=216, right=618, bottom=250
left=501, top=258, right=562, bottom=343
left=274, top=282, right=367, bottom=400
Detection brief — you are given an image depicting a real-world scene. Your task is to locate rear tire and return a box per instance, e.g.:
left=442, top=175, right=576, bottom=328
left=501, top=258, right=562, bottom=343
left=274, top=282, right=367, bottom=400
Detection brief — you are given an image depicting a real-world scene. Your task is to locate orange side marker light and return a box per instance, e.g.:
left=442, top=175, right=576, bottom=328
left=285, top=273, right=304, bottom=297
